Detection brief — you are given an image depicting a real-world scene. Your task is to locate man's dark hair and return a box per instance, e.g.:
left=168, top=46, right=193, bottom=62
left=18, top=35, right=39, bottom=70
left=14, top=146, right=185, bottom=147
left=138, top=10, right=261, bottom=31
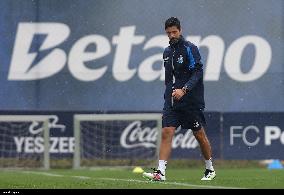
left=165, top=17, right=181, bottom=30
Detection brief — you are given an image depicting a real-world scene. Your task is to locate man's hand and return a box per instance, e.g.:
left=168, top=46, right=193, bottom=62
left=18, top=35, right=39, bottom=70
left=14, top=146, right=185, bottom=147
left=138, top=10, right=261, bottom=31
left=172, top=89, right=186, bottom=100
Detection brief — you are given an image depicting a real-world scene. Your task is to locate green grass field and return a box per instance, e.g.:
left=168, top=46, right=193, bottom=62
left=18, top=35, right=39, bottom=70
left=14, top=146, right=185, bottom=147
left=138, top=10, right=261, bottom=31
left=0, top=167, right=283, bottom=189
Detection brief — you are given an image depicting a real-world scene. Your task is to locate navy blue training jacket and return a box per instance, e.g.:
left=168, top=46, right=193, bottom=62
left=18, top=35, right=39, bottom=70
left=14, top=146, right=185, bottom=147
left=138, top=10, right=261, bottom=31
left=163, top=35, right=205, bottom=111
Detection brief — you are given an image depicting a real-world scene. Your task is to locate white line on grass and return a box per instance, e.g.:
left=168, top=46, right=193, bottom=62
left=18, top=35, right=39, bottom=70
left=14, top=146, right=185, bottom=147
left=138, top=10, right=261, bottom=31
left=21, top=171, right=245, bottom=189
left=99, top=178, right=245, bottom=189
left=70, top=176, right=91, bottom=180
left=23, top=171, right=64, bottom=177
left=23, top=171, right=91, bottom=180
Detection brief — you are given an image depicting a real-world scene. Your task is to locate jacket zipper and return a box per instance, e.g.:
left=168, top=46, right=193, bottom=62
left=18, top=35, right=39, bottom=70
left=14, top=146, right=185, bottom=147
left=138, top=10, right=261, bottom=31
left=171, top=48, right=175, bottom=107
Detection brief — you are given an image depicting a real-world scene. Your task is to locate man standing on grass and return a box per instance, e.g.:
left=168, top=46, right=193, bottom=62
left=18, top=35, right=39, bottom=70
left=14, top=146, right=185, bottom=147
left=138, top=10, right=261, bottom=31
left=143, top=17, right=216, bottom=181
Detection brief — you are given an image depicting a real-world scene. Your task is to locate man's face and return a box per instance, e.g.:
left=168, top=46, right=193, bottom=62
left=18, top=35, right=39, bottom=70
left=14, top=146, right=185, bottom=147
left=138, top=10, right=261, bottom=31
left=165, top=26, right=182, bottom=41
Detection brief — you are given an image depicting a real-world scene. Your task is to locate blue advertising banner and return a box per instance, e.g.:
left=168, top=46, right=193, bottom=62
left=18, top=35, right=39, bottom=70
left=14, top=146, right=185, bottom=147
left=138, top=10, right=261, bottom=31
left=222, top=113, right=284, bottom=159
left=0, top=111, right=221, bottom=159
left=1, top=111, right=283, bottom=160
left=0, top=111, right=80, bottom=158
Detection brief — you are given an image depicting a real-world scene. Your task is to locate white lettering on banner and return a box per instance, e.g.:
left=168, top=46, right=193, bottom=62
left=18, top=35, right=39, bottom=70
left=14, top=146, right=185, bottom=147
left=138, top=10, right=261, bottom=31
left=13, top=115, right=74, bottom=153
left=112, top=26, right=145, bottom=81
left=230, top=125, right=283, bottom=146
left=29, top=115, right=66, bottom=134
left=8, top=23, right=70, bottom=80
left=120, top=121, right=198, bottom=149
left=172, top=127, right=199, bottom=149
left=224, top=36, right=271, bottom=82
left=13, top=137, right=75, bottom=153
left=69, top=35, right=110, bottom=81
left=8, top=23, right=272, bottom=82
left=120, top=121, right=157, bottom=148
left=265, top=126, right=284, bottom=145
left=230, top=126, right=243, bottom=145
left=14, top=137, right=25, bottom=153
left=230, top=125, right=260, bottom=146
left=243, top=126, right=260, bottom=146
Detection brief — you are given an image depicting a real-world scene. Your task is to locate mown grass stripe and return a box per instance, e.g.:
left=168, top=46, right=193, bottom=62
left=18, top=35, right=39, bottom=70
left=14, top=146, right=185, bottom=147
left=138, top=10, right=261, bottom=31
left=22, top=171, right=244, bottom=189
